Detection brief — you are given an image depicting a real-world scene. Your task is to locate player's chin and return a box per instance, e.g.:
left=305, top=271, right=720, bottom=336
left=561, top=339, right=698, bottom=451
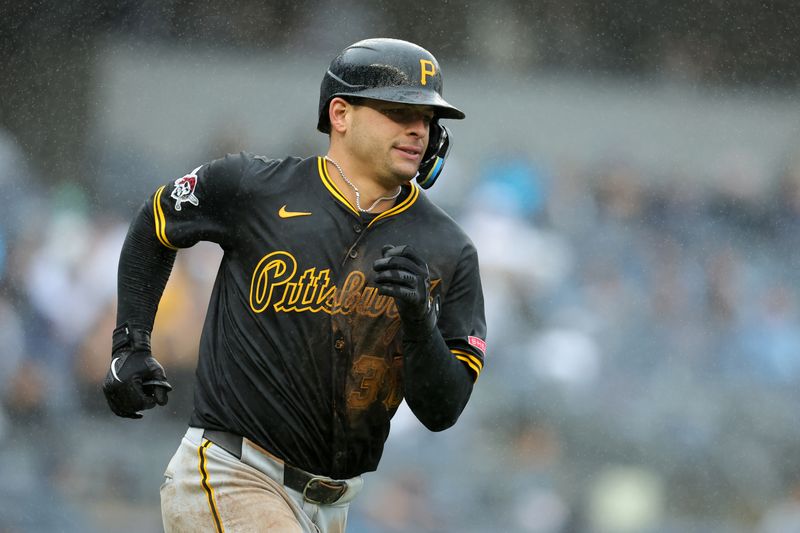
left=390, top=155, right=421, bottom=180
left=391, top=166, right=419, bottom=184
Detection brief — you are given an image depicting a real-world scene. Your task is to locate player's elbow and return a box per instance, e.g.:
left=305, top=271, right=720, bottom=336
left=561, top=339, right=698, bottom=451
left=421, top=413, right=460, bottom=432
left=409, top=398, right=466, bottom=432
left=405, top=373, right=473, bottom=432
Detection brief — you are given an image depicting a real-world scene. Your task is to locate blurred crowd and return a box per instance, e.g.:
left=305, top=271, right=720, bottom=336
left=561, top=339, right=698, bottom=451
left=3, top=124, right=800, bottom=533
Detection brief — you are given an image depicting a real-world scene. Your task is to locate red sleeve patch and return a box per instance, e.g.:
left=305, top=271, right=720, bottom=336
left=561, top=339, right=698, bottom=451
left=468, top=336, right=486, bottom=356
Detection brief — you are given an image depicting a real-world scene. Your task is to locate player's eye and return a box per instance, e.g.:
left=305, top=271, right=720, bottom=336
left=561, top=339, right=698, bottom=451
left=381, top=108, right=409, bottom=121
left=381, top=108, right=433, bottom=126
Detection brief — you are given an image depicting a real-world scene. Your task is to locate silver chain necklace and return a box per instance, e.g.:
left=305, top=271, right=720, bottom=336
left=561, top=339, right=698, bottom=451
left=325, top=156, right=402, bottom=213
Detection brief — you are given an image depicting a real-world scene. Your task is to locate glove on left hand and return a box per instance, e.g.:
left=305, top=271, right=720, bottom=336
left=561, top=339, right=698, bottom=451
left=373, top=244, right=438, bottom=339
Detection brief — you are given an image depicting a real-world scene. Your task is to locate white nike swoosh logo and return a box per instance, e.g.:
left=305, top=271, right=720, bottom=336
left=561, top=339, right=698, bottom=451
left=111, top=357, right=123, bottom=382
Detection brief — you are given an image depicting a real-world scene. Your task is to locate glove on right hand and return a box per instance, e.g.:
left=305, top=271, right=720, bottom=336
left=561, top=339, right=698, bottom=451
left=102, top=324, right=172, bottom=419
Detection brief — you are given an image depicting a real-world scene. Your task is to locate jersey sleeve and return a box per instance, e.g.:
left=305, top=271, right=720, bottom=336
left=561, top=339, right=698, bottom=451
left=438, top=241, right=487, bottom=381
left=149, top=152, right=248, bottom=250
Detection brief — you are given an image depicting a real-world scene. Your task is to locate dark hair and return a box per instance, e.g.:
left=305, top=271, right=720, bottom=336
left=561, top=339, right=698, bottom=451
left=339, top=96, right=365, bottom=106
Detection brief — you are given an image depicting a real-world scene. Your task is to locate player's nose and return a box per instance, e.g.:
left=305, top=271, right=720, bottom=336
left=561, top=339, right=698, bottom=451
left=406, top=116, right=429, bottom=138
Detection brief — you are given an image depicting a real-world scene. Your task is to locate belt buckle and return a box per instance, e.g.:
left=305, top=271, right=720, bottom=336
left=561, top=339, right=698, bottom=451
left=302, top=476, right=347, bottom=505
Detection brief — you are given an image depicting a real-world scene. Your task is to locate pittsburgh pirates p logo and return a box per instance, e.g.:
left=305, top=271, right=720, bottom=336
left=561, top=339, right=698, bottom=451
left=420, top=59, right=435, bottom=85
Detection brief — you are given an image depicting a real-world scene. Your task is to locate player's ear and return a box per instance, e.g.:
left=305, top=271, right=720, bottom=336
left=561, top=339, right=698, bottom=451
left=328, top=97, right=351, bottom=134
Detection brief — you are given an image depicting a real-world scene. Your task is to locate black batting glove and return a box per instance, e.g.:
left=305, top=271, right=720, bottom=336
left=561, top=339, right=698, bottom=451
left=373, top=245, right=438, bottom=339
left=102, top=323, right=172, bottom=419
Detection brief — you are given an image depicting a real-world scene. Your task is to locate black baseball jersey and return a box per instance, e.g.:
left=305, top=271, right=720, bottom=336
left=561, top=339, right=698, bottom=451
left=149, top=152, right=486, bottom=478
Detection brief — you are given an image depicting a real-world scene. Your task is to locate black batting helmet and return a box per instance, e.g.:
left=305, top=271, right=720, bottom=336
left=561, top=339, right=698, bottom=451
left=317, top=38, right=465, bottom=133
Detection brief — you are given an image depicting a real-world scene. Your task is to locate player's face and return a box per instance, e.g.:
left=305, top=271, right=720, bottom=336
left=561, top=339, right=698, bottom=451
left=347, top=99, right=434, bottom=184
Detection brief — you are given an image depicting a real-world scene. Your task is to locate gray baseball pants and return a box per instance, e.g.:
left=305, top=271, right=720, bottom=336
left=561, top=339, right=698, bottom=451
left=160, top=427, right=363, bottom=532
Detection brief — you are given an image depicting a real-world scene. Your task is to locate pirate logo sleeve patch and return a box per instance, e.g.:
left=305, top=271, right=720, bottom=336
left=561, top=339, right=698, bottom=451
left=171, top=165, right=202, bottom=211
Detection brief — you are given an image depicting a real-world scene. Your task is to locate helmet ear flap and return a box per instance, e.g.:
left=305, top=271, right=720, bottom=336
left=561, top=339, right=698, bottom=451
left=415, top=122, right=451, bottom=189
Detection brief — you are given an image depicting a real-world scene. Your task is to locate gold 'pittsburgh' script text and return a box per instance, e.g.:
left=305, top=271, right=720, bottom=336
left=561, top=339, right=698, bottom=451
left=249, top=250, right=399, bottom=318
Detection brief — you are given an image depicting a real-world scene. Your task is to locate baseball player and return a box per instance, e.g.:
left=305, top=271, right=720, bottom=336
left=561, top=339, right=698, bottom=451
left=103, top=38, right=486, bottom=532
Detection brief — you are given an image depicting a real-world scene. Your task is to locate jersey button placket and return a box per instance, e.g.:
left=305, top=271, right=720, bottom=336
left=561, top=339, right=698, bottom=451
left=342, top=221, right=368, bottom=265
left=331, top=330, right=349, bottom=475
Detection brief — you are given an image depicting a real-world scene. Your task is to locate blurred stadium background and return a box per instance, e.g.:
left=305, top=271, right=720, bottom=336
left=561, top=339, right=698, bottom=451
left=2, top=1, right=800, bottom=532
